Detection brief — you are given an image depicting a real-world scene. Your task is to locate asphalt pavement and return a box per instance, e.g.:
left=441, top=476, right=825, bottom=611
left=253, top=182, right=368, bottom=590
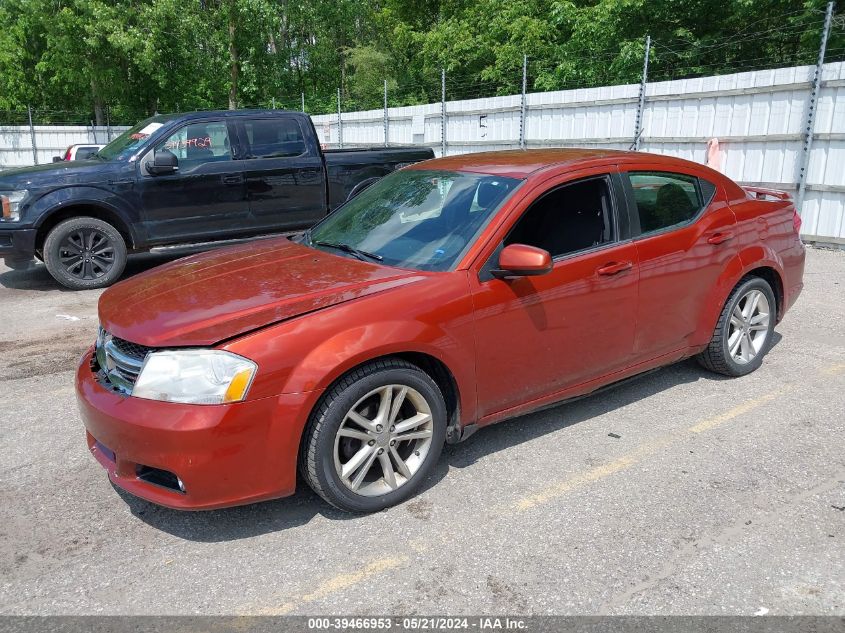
left=0, top=247, right=843, bottom=615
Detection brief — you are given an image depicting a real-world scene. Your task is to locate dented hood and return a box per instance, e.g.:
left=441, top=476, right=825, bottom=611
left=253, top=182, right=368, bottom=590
left=99, top=237, right=423, bottom=347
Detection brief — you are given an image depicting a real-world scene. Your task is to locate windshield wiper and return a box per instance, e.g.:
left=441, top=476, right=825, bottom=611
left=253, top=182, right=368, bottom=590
left=313, top=240, right=383, bottom=262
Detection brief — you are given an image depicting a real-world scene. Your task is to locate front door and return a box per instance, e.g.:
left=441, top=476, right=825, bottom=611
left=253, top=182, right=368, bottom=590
left=471, top=170, right=640, bottom=417
left=137, top=119, right=250, bottom=244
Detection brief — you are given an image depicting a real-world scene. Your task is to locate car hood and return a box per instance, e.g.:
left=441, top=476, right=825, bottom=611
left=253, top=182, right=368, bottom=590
left=0, top=159, right=123, bottom=189
left=99, top=238, right=426, bottom=347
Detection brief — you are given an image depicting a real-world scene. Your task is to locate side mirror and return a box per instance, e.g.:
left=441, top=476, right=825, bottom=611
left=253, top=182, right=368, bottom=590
left=492, top=244, right=553, bottom=279
left=148, top=149, right=178, bottom=175
left=52, top=156, right=63, bottom=163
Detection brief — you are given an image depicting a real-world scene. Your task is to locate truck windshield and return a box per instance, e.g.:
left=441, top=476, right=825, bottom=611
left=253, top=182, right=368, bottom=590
left=308, top=169, right=521, bottom=272
left=95, top=116, right=171, bottom=161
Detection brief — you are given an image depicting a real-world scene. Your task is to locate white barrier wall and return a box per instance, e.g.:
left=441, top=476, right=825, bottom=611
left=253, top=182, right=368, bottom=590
left=0, top=125, right=129, bottom=168
left=313, top=62, right=845, bottom=245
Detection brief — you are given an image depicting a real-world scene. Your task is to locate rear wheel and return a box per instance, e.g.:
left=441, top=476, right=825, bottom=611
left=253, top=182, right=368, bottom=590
left=300, top=358, right=447, bottom=512
left=43, top=217, right=127, bottom=290
left=697, top=276, right=776, bottom=377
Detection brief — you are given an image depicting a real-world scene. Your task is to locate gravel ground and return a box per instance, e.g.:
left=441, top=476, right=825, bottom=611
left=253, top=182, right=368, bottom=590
left=0, top=247, right=843, bottom=616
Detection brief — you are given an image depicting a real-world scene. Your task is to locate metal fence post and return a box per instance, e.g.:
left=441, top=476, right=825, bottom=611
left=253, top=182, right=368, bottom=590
left=441, top=68, right=446, bottom=157
left=271, top=97, right=276, bottom=109
left=383, top=79, right=389, bottom=147
left=337, top=87, right=343, bottom=148
left=301, top=92, right=305, bottom=112
left=27, top=105, right=38, bottom=165
left=796, top=0, right=834, bottom=213
left=519, top=54, right=528, bottom=149
left=633, top=35, right=651, bottom=151
left=106, top=106, right=112, bottom=141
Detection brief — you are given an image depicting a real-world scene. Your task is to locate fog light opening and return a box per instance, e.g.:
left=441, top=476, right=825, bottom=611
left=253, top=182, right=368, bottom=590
left=136, top=465, right=187, bottom=495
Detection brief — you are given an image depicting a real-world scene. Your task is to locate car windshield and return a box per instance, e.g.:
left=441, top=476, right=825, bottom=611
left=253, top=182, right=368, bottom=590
left=308, top=169, right=521, bottom=272
left=95, top=116, right=172, bottom=161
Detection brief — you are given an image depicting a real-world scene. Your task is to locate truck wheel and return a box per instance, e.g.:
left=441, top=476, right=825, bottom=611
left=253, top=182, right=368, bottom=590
left=300, top=358, right=447, bottom=513
left=43, top=217, right=127, bottom=290
left=697, top=276, right=776, bottom=377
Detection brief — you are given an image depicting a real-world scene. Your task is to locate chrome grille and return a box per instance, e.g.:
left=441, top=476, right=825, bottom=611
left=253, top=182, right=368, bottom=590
left=109, top=337, right=154, bottom=361
left=95, top=330, right=154, bottom=394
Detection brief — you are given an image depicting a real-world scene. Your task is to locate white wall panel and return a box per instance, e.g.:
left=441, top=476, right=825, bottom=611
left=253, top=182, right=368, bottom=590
left=4, top=62, right=845, bottom=242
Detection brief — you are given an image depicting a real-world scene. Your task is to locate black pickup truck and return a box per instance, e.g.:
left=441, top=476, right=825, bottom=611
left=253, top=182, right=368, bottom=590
left=0, top=110, right=433, bottom=289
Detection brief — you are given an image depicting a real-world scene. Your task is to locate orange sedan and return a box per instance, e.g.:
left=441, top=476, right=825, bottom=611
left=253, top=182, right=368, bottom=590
left=76, top=149, right=805, bottom=512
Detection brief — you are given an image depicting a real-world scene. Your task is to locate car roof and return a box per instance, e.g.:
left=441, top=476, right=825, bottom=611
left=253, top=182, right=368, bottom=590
left=407, top=148, right=706, bottom=179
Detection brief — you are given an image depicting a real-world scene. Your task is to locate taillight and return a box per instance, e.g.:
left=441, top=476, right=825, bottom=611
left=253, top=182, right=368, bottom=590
left=793, top=209, right=802, bottom=234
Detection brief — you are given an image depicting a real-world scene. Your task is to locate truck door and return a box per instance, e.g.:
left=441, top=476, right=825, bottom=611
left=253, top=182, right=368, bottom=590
left=234, top=116, right=328, bottom=233
left=137, top=119, right=251, bottom=244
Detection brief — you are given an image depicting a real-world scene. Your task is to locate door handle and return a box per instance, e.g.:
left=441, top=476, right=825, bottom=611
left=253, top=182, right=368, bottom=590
left=221, top=174, right=244, bottom=185
left=707, top=231, right=734, bottom=245
left=597, top=260, right=633, bottom=276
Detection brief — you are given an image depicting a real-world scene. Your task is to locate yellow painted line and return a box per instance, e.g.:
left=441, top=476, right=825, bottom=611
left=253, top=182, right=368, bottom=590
left=256, top=555, right=408, bottom=615
left=820, top=362, right=845, bottom=376
left=688, top=387, right=789, bottom=434
left=512, top=385, right=795, bottom=513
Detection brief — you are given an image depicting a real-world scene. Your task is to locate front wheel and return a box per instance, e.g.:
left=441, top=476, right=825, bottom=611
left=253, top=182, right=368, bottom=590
left=300, top=359, right=447, bottom=512
left=697, top=276, right=776, bottom=377
left=43, top=217, right=127, bottom=290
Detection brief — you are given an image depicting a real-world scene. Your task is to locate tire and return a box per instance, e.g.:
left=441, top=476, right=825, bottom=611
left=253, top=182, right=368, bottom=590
left=697, top=276, right=777, bottom=377
left=43, top=217, right=127, bottom=290
left=300, top=358, right=447, bottom=513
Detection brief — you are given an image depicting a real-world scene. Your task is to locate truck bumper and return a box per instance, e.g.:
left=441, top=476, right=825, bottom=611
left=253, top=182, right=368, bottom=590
left=0, top=228, right=37, bottom=268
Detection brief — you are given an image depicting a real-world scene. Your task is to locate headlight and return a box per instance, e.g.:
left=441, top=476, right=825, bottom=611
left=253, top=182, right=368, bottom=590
left=0, top=190, right=28, bottom=221
left=132, top=350, right=257, bottom=405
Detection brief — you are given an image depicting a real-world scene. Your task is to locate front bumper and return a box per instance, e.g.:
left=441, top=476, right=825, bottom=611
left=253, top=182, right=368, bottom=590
left=0, top=227, right=37, bottom=266
left=75, top=347, right=318, bottom=510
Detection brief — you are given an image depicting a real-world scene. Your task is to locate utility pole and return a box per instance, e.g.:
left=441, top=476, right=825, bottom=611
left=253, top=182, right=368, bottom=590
left=796, top=0, right=834, bottom=213
left=633, top=35, right=651, bottom=151
left=519, top=54, right=528, bottom=150
left=337, top=87, right=343, bottom=148
left=441, top=69, right=447, bottom=157
left=27, top=106, right=38, bottom=165
left=383, top=80, right=389, bottom=147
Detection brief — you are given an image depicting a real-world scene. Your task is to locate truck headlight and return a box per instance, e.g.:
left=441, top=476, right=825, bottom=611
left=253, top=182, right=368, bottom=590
left=0, top=190, right=28, bottom=221
left=132, top=350, right=257, bottom=405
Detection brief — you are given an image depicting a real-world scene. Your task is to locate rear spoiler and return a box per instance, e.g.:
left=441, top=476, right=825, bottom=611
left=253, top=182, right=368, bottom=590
left=742, top=186, right=792, bottom=202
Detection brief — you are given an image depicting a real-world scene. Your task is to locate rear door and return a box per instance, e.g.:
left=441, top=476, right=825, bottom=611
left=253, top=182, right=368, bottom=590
left=470, top=168, right=640, bottom=416
left=621, top=166, right=737, bottom=362
left=234, top=115, right=328, bottom=233
left=136, top=118, right=250, bottom=243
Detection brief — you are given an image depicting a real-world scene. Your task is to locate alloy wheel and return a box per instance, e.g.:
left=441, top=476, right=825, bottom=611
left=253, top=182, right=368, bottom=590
left=59, top=228, right=115, bottom=280
left=727, top=289, right=770, bottom=364
left=333, top=384, right=434, bottom=497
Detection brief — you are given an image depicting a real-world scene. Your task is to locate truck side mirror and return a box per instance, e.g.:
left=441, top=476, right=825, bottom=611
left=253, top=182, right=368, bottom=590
left=148, top=149, right=178, bottom=175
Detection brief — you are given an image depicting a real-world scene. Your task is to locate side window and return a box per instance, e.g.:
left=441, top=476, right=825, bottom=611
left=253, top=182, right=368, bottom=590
left=627, top=171, right=712, bottom=234
left=157, top=121, right=231, bottom=171
left=242, top=118, right=306, bottom=159
left=505, top=177, right=615, bottom=258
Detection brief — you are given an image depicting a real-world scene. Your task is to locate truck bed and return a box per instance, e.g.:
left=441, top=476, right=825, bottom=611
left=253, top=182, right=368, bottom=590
left=323, top=146, right=434, bottom=209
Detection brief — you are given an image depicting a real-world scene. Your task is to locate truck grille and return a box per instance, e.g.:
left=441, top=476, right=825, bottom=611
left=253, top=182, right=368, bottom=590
left=94, top=329, right=155, bottom=394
